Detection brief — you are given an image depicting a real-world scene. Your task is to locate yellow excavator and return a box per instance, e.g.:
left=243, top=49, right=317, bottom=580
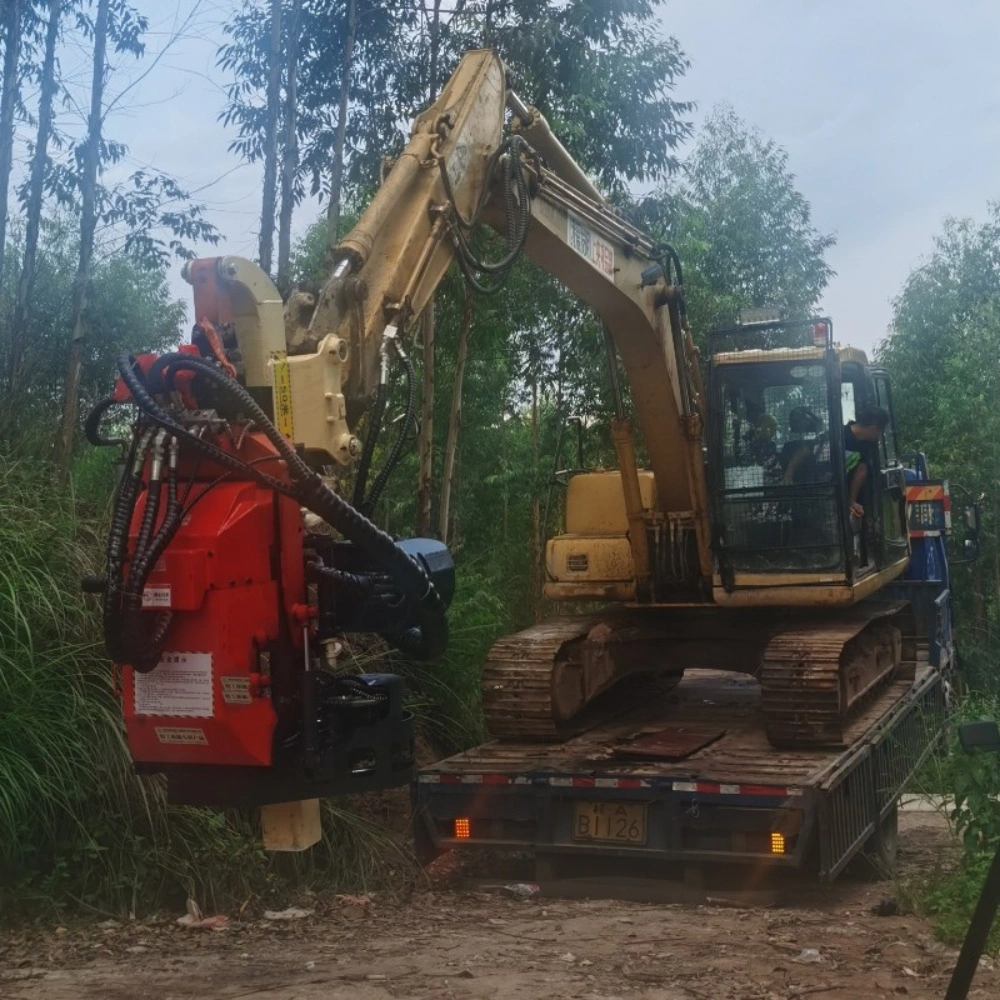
left=96, top=50, right=919, bottom=823
left=303, top=48, right=912, bottom=751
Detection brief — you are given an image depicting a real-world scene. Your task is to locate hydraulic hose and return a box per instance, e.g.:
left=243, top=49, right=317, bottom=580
left=444, top=134, right=533, bottom=294
left=363, top=351, right=416, bottom=516
left=84, top=396, right=125, bottom=448
left=120, top=353, right=448, bottom=661
left=103, top=428, right=152, bottom=662
left=120, top=438, right=183, bottom=672
left=353, top=380, right=388, bottom=508
left=119, top=432, right=170, bottom=672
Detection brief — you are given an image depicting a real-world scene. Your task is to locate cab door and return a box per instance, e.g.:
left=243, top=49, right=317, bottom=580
left=869, top=368, right=908, bottom=569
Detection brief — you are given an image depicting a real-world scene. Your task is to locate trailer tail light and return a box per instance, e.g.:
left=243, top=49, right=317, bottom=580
left=454, top=817, right=471, bottom=839
left=770, top=832, right=786, bottom=854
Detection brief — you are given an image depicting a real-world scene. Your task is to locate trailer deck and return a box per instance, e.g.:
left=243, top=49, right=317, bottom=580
left=423, top=667, right=930, bottom=789
left=414, top=654, right=946, bottom=880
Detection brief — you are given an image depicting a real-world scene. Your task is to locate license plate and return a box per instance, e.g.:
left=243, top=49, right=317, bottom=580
left=573, top=800, right=647, bottom=845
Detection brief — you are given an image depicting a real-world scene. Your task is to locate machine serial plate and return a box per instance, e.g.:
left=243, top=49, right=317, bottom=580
left=573, top=801, right=647, bottom=845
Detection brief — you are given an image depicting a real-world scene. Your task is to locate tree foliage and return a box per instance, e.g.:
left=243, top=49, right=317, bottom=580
left=0, top=215, right=185, bottom=441
left=879, top=204, right=1000, bottom=685
left=640, top=105, right=835, bottom=338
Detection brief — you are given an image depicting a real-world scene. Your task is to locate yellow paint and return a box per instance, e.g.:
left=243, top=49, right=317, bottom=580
left=564, top=469, right=657, bottom=535
left=270, top=350, right=295, bottom=440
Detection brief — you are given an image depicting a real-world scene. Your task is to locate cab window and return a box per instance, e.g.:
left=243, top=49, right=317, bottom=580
left=873, top=375, right=899, bottom=466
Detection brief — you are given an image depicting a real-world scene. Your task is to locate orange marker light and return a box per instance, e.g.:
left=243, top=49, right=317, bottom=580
left=454, top=817, right=471, bottom=839
left=770, top=832, right=786, bottom=855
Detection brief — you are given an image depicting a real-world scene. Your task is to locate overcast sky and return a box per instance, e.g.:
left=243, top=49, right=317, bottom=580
left=115, top=0, right=1000, bottom=354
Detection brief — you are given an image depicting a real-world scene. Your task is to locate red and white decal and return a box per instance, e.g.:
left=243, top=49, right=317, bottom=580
left=418, top=773, right=797, bottom=798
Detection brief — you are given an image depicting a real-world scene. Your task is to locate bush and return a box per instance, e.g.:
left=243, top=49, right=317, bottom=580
left=910, top=692, right=1000, bottom=952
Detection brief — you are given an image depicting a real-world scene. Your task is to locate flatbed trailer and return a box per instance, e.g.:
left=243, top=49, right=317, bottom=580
left=413, top=583, right=952, bottom=882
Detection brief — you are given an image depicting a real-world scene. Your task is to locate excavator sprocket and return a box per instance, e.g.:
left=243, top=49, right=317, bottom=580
left=761, top=601, right=916, bottom=748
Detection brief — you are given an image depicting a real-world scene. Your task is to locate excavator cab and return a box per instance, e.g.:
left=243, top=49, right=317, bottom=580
left=708, top=317, right=909, bottom=606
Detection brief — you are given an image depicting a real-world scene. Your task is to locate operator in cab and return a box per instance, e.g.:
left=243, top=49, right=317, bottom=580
left=845, top=405, right=889, bottom=519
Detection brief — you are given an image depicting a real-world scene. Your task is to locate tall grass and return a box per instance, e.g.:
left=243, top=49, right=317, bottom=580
left=0, top=452, right=420, bottom=917
left=402, top=559, right=514, bottom=752
left=0, top=456, right=117, bottom=870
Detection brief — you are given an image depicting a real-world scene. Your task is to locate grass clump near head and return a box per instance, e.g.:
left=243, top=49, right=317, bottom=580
left=0, top=453, right=418, bottom=918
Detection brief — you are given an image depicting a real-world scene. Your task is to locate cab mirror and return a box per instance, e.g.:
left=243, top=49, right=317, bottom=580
left=960, top=720, right=1000, bottom=753
left=965, top=505, right=981, bottom=534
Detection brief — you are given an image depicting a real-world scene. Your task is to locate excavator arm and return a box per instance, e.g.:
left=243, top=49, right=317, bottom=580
left=293, top=49, right=712, bottom=593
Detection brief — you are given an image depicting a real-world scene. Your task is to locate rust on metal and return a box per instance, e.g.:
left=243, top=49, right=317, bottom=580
left=761, top=601, right=916, bottom=749
left=613, top=725, right=726, bottom=760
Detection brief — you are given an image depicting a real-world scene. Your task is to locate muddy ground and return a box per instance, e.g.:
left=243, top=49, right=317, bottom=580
left=1, top=812, right=994, bottom=1000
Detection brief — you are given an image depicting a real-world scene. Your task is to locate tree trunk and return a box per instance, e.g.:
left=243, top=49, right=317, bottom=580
left=0, top=0, right=22, bottom=281
left=428, top=0, right=442, bottom=97
left=258, top=0, right=282, bottom=275
left=52, top=0, right=108, bottom=479
left=7, top=0, right=60, bottom=414
left=325, top=0, right=356, bottom=257
left=276, top=0, right=302, bottom=294
left=531, top=368, right=542, bottom=622
left=438, top=287, right=473, bottom=544
left=416, top=301, right=435, bottom=535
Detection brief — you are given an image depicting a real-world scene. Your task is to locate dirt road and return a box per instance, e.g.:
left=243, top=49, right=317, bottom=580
left=2, top=813, right=995, bottom=1000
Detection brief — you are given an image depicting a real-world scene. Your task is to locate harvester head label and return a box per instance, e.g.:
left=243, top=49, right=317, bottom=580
left=135, top=651, right=214, bottom=718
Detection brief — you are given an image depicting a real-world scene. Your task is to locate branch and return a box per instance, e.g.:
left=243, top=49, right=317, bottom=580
left=103, top=0, right=208, bottom=120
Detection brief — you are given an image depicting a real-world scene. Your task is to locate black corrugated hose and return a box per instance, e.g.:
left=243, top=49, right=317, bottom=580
left=362, top=351, right=416, bottom=517
left=115, top=352, right=447, bottom=664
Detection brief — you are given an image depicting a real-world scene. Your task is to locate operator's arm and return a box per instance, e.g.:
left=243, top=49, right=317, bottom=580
left=782, top=443, right=811, bottom=484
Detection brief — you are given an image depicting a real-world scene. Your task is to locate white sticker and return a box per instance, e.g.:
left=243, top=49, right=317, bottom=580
left=142, top=585, right=171, bottom=608
left=567, top=211, right=615, bottom=280
left=446, top=140, right=470, bottom=191
left=221, top=675, right=252, bottom=705
left=154, top=727, right=208, bottom=745
left=135, top=652, right=213, bottom=718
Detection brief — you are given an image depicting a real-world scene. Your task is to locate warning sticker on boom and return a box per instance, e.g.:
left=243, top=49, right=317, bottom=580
left=135, top=652, right=213, bottom=718
left=270, top=350, right=295, bottom=439
left=567, top=211, right=615, bottom=280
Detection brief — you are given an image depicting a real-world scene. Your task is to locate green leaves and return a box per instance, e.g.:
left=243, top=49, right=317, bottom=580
left=879, top=202, right=1000, bottom=686
left=637, top=106, right=835, bottom=341
left=0, top=214, right=186, bottom=439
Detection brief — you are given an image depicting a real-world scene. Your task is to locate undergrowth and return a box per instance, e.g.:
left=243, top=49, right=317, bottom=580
left=0, top=450, right=478, bottom=919
left=904, top=690, right=1000, bottom=953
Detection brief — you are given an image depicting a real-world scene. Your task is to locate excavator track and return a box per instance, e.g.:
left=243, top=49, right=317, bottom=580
left=482, top=603, right=917, bottom=749
left=481, top=617, right=601, bottom=741
left=761, top=601, right=917, bottom=748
